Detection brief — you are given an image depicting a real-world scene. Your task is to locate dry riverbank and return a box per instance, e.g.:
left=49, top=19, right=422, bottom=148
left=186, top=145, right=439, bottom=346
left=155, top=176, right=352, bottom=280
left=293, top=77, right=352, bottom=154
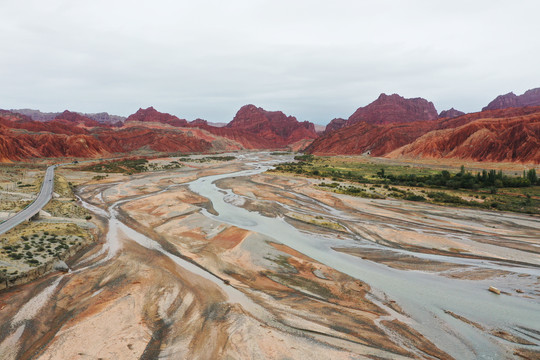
left=0, top=153, right=538, bottom=359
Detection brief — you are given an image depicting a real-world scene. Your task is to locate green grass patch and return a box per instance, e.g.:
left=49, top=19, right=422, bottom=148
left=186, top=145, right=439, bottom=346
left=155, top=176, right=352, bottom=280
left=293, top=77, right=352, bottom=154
left=270, top=155, right=539, bottom=214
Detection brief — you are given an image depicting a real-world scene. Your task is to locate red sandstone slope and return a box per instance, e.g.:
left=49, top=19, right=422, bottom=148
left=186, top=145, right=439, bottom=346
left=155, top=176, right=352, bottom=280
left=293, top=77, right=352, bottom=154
left=308, top=120, right=438, bottom=156
left=56, top=110, right=102, bottom=127
left=226, top=105, right=318, bottom=147
left=0, top=113, right=89, bottom=135
left=324, top=93, right=439, bottom=134
left=482, top=88, right=540, bottom=111
left=439, top=108, right=465, bottom=119
left=324, top=118, right=347, bottom=134
left=387, top=112, right=540, bottom=163
left=0, top=110, right=225, bottom=162
left=0, top=129, right=108, bottom=161
left=308, top=107, right=540, bottom=163
left=189, top=104, right=318, bottom=149
left=1, top=103, right=321, bottom=161
left=126, top=107, right=189, bottom=127
left=347, top=93, right=438, bottom=126
left=96, top=126, right=213, bottom=154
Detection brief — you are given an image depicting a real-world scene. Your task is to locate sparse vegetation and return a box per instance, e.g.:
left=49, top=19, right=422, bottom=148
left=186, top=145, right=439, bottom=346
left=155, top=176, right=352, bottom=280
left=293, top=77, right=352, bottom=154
left=0, top=167, right=94, bottom=284
left=180, top=155, right=236, bottom=163
left=271, top=155, right=540, bottom=214
left=82, top=158, right=149, bottom=174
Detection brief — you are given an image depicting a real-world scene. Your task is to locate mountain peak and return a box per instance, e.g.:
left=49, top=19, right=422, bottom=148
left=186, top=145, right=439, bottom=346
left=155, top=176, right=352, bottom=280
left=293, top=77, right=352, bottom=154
left=482, top=87, right=540, bottom=111
left=126, top=107, right=188, bottom=127
left=347, top=93, right=438, bottom=126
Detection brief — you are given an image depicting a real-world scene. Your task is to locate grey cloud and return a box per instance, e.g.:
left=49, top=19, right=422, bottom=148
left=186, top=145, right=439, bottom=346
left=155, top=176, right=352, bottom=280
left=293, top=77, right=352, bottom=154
left=1, top=1, right=539, bottom=124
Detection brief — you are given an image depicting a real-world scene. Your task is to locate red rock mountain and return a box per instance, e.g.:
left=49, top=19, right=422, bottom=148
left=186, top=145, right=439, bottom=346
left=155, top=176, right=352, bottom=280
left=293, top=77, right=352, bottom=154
left=308, top=120, right=438, bottom=157
left=84, top=112, right=125, bottom=125
left=126, top=107, right=188, bottom=127
left=0, top=112, right=108, bottom=162
left=226, top=105, right=318, bottom=146
left=324, top=118, right=347, bottom=134
left=96, top=126, right=213, bottom=154
left=348, top=93, right=438, bottom=126
left=439, top=108, right=465, bottom=119
left=308, top=107, right=540, bottom=163
left=56, top=110, right=102, bottom=127
left=0, top=104, right=321, bottom=161
left=11, top=109, right=126, bottom=124
left=482, top=88, right=540, bottom=111
left=188, top=105, right=318, bottom=149
left=0, top=110, right=227, bottom=162
left=389, top=109, right=540, bottom=163
left=189, top=118, right=209, bottom=126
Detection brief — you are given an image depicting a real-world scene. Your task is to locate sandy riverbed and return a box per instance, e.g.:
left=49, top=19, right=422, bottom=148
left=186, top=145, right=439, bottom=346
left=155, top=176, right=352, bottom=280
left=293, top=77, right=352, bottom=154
left=0, top=153, right=538, bottom=359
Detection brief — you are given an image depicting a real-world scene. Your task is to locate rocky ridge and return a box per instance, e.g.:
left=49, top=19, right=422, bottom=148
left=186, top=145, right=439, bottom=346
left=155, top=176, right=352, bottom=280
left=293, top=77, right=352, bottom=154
left=482, top=88, right=540, bottom=111
left=439, top=108, right=465, bottom=119
left=126, top=107, right=189, bottom=127
left=308, top=107, right=540, bottom=163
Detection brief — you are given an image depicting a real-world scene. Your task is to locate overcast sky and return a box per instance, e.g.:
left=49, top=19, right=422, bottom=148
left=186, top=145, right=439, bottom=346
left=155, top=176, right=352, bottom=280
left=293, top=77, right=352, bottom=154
left=1, top=0, right=539, bottom=124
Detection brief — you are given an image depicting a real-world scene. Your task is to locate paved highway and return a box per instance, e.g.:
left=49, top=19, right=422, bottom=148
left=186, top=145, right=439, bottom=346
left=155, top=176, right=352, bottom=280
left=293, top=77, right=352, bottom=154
left=0, top=165, right=56, bottom=235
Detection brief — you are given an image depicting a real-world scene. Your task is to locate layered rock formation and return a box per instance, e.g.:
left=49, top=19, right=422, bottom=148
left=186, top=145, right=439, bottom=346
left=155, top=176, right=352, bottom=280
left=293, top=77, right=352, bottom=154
left=482, top=88, right=540, bottom=111
left=190, top=104, right=318, bottom=149
left=125, top=107, right=188, bottom=127
left=4, top=92, right=539, bottom=163
left=324, top=94, right=439, bottom=133
left=389, top=110, right=540, bottom=163
left=324, top=118, right=347, bottom=134
left=348, top=93, right=438, bottom=126
left=439, top=108, right=465, bottom=119
left=308, top=107, right=540, bottom=163
left=10, top=109, right=59, bottom=122
left=307, top=120, right=438, bottom=157
left=84, top=112, right=125, bottom=124
left=226, top=104, right=318, bottom=146
left=11, top=109, right=126, bottom=124
left=97, top=127, right=213, bottom=154
left=0, top=104, right=320, bottom=162
left=0, top=121, right=108, bottom=162
left=56, top=110, right=102, bottom=127
left=0, top=110, right=223, bottom=161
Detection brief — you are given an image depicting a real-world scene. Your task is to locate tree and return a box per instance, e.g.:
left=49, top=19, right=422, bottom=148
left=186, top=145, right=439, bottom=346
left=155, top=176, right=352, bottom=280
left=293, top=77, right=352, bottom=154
left=527, top=169, right=537, bottom=185
left=441, top=170, right=451, bottom=180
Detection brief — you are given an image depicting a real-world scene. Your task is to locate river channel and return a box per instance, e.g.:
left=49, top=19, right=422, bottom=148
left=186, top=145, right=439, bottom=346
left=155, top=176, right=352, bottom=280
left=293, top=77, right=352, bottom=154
left=1, top=153, right=538, bottom=359
left=188, top=154, right=540, bottom=359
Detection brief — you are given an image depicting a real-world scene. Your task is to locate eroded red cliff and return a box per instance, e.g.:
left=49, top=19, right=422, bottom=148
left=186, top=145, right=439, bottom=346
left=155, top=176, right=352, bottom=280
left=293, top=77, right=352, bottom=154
left=126, top=107, right=189, bottom=127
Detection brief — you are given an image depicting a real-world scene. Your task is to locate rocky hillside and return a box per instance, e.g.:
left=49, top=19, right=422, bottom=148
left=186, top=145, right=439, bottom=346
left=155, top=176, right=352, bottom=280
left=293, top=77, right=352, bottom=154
left=439, top=108, right=465, bottom=119
left=309, top=107, right=540, bottom=163
left=309, top=120, right=438, bottom=156
left=0, top=110, right=226, bottom=161
left=348, top=93, right=438, bottom=125
left=56, top=110, right=102, bottom=127
left=226, top=105, right=318, bottom=146
left=187, top=104, right=318, bottom=149
left=125, top=107, right=189, bottom=127
left=389, top=110, right=540, bottom=163
left=325, top=93, right=439, bottom=133
left=11, top=109, right=126, bottom=124
left=324, top=118, right=347, bottom=134
left=482, top=88, right=540, bottom=111
left=0, top=104, right=321, bottom=161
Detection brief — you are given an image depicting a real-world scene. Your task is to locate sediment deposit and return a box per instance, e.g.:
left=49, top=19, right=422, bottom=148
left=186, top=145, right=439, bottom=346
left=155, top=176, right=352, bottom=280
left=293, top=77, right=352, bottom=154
left=0, top=153, right=538, bottom=359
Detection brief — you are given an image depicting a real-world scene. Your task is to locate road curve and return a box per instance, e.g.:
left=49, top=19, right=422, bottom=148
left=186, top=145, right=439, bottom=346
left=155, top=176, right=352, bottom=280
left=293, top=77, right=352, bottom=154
left=0, top=165, right=56, bottom=235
